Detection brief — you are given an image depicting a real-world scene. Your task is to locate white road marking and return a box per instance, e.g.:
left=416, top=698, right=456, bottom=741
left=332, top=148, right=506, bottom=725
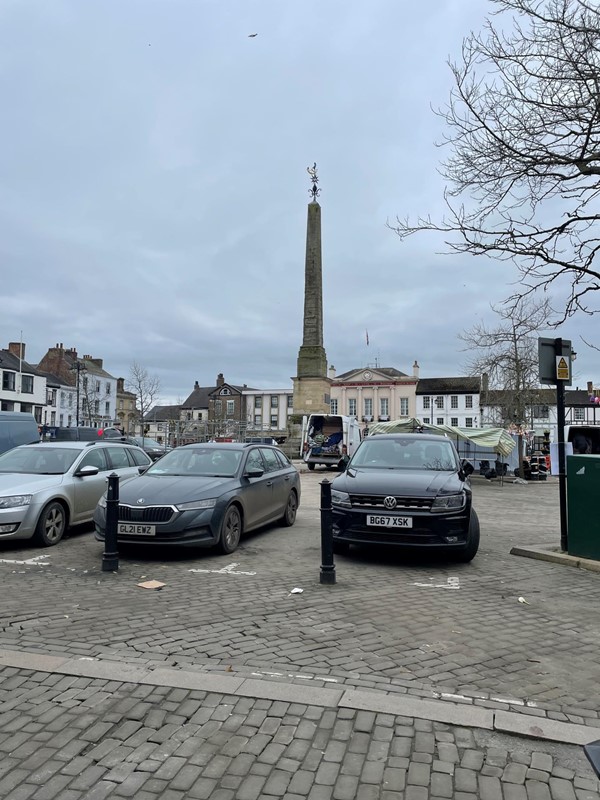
left=413, top=577, right=460, bottom=589
left=0, top=555, right=50, bottom=566
left=188, top=562, right=256, bottom=576
left=250, top=670, right=340, bottom=683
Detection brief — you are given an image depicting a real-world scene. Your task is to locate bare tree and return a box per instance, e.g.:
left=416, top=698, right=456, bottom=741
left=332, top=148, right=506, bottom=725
left=460, top=296, right=552, bottom=474
left=391, top=0, right=600, bottom=320
left=127, top=362, right=161, bottom=436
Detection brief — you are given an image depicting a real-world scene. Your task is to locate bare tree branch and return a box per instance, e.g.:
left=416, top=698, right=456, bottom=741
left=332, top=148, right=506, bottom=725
left=391, top=0, right=600, bottom=319
left=126, top=362, right=161, bottom=435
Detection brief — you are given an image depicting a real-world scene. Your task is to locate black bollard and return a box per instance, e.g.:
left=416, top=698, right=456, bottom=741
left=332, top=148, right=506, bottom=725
left=102, top=472, right=120, bottom=572
left=320, top=478, right=336, bottom=585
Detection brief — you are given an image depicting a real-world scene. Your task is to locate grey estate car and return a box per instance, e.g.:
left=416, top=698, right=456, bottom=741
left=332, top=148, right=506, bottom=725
left=0, top=441, right=152, bottom=546
left=94, top=442, right=301, bottom=553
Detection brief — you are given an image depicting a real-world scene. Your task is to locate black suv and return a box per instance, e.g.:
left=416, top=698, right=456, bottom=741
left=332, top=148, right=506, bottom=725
left=330, top=433, right=478, bottom=562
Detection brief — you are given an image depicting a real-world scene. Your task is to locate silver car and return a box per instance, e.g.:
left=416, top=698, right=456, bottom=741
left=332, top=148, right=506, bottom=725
left=0, top=441, right=152, bottom=546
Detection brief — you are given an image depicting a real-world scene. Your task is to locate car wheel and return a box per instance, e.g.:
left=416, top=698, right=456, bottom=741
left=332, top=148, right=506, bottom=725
left=217, top=505, right=242, bottom=554
left=333, top=540, right=350, bottom=555
left=454, top=508, right=480, bottom=563
left=307, top=462, right=315, bottom=471
left=281, top=490, right=298, bottom=527
left=33, top=501, right=67, bottom=547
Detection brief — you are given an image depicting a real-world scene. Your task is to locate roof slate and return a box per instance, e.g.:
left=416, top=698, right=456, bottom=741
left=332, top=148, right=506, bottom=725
left=416, top=377, right=481, bottom=394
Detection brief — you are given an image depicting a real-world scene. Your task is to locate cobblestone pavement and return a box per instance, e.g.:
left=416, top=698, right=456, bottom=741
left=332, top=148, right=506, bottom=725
left=1, top=471, right=600, bottom=796
left=1, top=665, right=599, bottom=800
left=0, top=473, right=598, bottom=726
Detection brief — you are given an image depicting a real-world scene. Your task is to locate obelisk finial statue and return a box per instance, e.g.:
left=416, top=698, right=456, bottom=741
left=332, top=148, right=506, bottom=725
left=292, top=164, right=331, bottom=414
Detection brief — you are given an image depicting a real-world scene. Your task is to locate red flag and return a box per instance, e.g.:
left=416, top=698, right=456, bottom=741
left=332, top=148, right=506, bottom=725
left=366, top=330, right=369, bottom=346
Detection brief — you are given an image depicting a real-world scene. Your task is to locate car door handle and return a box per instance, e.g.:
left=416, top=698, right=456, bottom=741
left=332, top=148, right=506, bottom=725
left=284, top=476, right=290, bottom=481
left=266, top=481, right=273, bottom=487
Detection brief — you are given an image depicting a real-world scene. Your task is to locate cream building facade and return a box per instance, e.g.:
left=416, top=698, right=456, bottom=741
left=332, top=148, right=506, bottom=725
left=329, top=362, right=420, bottom=429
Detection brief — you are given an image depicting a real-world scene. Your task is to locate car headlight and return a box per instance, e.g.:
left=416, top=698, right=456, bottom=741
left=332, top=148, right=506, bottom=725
left=97, top=494, right=107, bottom=508
left=431, top=493, right=466, bottom=512
left=331, top=490, right=351, bottom=508
left=0, top=495, right=33, bottom=509
left=176, top=498, right=217, bottom=511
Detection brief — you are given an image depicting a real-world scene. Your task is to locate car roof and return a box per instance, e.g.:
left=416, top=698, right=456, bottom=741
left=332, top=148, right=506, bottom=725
left=368, top=433, right=450, bottom=443
left=180, top=442, right=276, bottom=451
left=23, top=441, right=142, bottom=450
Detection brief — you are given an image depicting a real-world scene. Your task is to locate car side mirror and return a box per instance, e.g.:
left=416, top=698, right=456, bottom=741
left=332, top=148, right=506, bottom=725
left=461, top=459, right=475, bottom=477
left=75, top=465, right=99, bottom=477
left=138, top=465, right=150, bottom=474
left=246, top=467, right=264, bottom=478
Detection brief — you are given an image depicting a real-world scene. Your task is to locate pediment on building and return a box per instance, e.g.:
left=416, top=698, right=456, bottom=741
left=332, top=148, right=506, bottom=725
left=333, top=367, right=409, bottom=384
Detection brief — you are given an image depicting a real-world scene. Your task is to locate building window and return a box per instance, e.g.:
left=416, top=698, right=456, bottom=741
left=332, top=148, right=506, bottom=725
left=68, top=394, right=73, bottom=408
left=364, top=398, right=373, bottom=417
left=380, top=398, right=389, bottom=416
left=330, top=399, right=338, bottom=414
left=465, top=395, right=473, bottom=408
left=574, top=408, right=585, bottom=421
left=465, top=417, right=473, bottom=427
left=106, top=382, right=111, bottom=394
left=21, top=403, right=33, bottom=413
left=50, top=412, right=56, bottom=425
left=220, top=387, right=232, bottom=396
left=287, top=395, right=293, bottom=409
left=451, top=417, right=459, bottom=427
left=59, top=414, right=64, bottom=426
left=400, top=397, right=409, bottom=416
left=215, top=400, right=222, bottom=414
left=271, top=396, right=278, bottom=408
left=198, top=413, right=203, bottom=421
left=2, top=372, right=15, bottom=391
left=436, top=417, right=444, bottom=425
left=423, top=396, right=430, bottom=409
left=255, top=397, right=262, bottom=409
left=1, top=401, right=14, bottom=411
left=94, top=400, right=100, bottom=414
left=531, top=405, right=549, bottom=419
left=435, top=396, right=444, bottom=409
left=451, top=395, right=458, bottom=409
left=82, top=377, right=88, bottom=391
left=423, top=417, right=430, bottom=424
left=254, top=414, right=262, bottom=426
left=21, top=375, right=34, bottom=394
left=226, top=400, right=235, bottom=415
left=68, top=415, right=72, bottom=426
left=105, top=402, right=110, bottom=415
left=348, top=399, right=357, bottom=416
left=95, top=380, right=101, bottom=393
left=270, top=414, right=278, bottom=427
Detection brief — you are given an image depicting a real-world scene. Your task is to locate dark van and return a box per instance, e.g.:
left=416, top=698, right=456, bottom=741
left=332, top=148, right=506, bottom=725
left=0, top=411, right=40, bottom=455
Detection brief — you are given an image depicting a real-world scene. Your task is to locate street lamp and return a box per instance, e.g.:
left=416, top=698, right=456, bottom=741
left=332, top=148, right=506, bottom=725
left=70, top=361, right=87, bottom=427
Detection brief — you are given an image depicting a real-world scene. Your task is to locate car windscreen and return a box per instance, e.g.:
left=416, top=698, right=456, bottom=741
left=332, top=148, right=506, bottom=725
left=147, top=447, right=242, bottom=477
left=0, top=446, right=80, bottom=474
left=134, top=437, right=165, bottom=448
left=349, top=438, right=458, bottom=471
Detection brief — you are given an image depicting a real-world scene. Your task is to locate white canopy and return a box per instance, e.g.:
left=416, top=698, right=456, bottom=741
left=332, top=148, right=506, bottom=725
left=367, top=418, right=516, bottom=458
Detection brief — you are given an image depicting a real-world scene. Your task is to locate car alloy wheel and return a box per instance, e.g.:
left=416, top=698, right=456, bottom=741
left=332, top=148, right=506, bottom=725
left=33, top=501, right=66, bottom=546
left=281, top=490, right=298, bottom=527
left=217, top=505, right=242, bottom=554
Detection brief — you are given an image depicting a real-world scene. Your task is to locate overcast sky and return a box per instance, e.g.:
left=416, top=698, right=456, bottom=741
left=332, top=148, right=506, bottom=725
left=0, top=0, right=597, bottom=403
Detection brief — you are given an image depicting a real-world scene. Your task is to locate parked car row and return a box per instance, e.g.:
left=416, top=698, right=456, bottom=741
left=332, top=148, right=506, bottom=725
left=0, top=426, right=479, bottom=562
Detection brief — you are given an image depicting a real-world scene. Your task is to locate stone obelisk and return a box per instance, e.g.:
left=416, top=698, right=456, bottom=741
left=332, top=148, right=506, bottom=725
left=292, top=164, right=331, bottom=414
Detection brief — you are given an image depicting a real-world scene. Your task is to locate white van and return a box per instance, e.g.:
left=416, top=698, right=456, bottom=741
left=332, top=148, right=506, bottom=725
left=300, top=414, right=362, bottom=471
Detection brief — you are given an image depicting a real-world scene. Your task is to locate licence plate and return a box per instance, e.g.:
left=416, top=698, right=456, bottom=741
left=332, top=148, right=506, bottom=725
left=367, top=515, right=413, bottom=528
left=117, top=523, right=156, bottom=536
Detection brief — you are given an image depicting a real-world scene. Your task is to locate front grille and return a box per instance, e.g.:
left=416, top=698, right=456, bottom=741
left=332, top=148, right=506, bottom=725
left=349, top=495, right=433, bottom=510
left=118, top=505, right=175, bottom=524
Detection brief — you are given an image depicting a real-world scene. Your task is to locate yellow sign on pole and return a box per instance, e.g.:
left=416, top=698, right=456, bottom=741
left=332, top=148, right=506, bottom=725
left=556, top=356, right=570, bottom=381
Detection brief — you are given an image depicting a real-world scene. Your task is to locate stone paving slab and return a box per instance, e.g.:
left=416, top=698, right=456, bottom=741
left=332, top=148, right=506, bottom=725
left=511, top=545, right=600, bottom=574
left=0, top=474, right=599, bottom=731
left=1, top=665, right=599, bottom=800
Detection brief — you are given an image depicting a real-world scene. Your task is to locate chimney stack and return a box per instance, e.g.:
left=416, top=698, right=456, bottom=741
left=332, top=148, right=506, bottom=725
left=328, top=365, right=336, bottom=379
left=412, top=360, right=419, bottom=379
left=8, top=342, right=25, bottom=360
left=216, top=373, right=225, bottom=387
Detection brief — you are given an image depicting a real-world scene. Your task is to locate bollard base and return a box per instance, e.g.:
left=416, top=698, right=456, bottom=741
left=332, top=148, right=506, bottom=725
left=320, top=568, right=336, bottom=585
left=102, top=555, right=119, bottom=572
